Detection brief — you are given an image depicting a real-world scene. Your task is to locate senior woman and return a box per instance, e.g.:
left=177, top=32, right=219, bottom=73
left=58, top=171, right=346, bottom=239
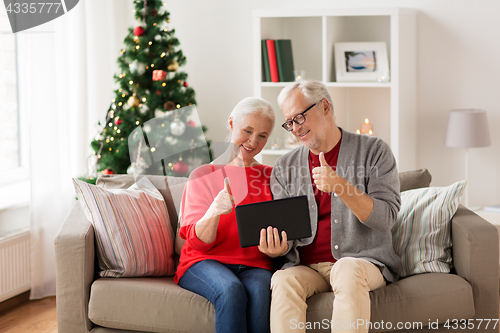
left=174, top=97, right=286, bottom=333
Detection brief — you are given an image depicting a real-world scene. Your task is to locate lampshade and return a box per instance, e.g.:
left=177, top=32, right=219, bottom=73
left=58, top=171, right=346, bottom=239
left=445, top=109, right=491, bottom=148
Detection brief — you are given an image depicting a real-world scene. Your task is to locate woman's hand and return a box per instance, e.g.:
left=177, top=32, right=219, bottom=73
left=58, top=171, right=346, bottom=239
left=258, top=226, right=288, bottom=258
left=195, top=177, right=234, bottom=243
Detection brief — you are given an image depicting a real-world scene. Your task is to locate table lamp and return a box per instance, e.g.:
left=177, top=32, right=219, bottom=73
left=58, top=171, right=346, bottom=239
left=444, top=109, right=491, bottom=208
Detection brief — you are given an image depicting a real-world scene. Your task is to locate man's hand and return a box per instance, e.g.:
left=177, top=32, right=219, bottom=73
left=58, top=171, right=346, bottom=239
left=258, top=226, right=288, bottom=258
left=312, top=152, right=339, bottom=193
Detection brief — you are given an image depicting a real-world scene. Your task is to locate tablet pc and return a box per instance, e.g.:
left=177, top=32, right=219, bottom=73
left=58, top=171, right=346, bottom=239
left=235, top=195, right=311, bottom=248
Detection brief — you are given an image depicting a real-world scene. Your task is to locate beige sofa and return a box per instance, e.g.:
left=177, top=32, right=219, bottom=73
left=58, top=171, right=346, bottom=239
left=55, top=170, right=499, bottom=333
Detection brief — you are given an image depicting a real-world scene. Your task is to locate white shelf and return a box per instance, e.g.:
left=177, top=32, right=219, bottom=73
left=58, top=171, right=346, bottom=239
left=261, top=82, right=392, bottom=88
left=253, top=8, right=417, bottom=171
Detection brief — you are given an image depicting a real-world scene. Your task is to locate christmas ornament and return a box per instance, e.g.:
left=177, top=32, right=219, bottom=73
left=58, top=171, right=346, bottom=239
left=114, top=117, right=122, bottom=125
left=127, top=94, right=140, bottom=108
left=164, top=101, right=176, bottom=110
left=129, top=60, right=146, bottom=75
left=173, top=160, right=188, bottom=175
left=170, top=119, right=186, bottom=136
left=133, top=26, right=145, bottom=37
left=152, top=70, right=167, bottom=81
left=102, top=168, right=114, bottom=175
left=186, top=120, right=196, bottom=127
left=167, top=60, right=179, bottom=71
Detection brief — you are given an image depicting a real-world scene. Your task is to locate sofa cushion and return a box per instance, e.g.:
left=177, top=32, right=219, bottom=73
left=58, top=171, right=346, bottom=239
left=89, top=277, right=215, bottom=333
left=305, top=273, right=474, bottom=332
left=392, top=181, right=466, bottom=277
left=73, top=178, right=175, bottom=278
left=89, top=273, right=473, bottom=333
left=97, top=174, right=187, bottom=234
left=398, top=168, right=432, bottom=192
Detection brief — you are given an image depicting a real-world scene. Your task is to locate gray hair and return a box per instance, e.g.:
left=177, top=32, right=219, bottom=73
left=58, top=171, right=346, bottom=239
left=227, top=97, right=275, bottom=138
left=277, top=79, right=334, bottom=116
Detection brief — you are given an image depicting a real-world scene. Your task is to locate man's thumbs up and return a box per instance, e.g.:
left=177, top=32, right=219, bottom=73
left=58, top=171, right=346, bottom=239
left=312, top=152, right=337, bottom=193
left=319, top=152, right=328, bottom=167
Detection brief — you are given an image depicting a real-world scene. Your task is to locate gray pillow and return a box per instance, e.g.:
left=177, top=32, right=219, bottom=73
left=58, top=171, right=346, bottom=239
left=398, top=169, right=432, bottom=192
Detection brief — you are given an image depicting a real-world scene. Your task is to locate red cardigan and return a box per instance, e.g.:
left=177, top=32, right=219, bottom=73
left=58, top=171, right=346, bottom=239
left=174, top=164, right=273, bottom=283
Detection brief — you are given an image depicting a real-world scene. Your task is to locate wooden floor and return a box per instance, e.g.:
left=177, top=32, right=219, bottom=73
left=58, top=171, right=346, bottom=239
left=0, top=296, right=57, bottom=333
left=1, top=294, right=500, bottom=332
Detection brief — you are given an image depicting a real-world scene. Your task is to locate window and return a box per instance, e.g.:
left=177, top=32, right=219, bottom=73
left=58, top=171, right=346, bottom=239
left=0, top=10, right=28, bottom=187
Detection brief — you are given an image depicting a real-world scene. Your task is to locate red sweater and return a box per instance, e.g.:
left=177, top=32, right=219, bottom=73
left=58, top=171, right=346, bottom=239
left=174, top=164, right=273, bottom=283
left=298, top=139, right=341, bottom=265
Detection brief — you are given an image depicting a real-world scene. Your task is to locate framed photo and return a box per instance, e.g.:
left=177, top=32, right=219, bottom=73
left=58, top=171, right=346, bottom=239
left=334, top=42, right=389, bottom=82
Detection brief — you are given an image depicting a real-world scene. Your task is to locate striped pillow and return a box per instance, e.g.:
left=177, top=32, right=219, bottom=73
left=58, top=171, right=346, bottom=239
left=392, top=180, right=466, bottom=277
left=73, top=177, right=175, bottom=278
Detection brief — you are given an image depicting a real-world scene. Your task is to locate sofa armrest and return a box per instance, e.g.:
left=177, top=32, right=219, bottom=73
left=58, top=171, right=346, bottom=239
left=452, top=205, right=499, bottom=325
left=54, top=202, right=96, bottom=333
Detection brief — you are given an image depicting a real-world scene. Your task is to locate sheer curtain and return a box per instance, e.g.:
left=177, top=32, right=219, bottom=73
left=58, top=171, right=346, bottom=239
left=16, top=0, right=134, bottom=299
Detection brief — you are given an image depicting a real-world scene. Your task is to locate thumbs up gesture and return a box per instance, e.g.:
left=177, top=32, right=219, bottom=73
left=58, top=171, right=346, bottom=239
left=205, top=177, right=234, bottom=218
left=312, top=152, right=338, bottom=193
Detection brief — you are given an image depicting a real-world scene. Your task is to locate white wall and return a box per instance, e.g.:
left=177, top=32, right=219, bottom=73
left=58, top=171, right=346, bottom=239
left=155, top=0, right=499, bottom=208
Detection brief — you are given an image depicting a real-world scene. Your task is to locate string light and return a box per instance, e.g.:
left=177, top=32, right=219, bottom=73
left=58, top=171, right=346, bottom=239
left=162, top=83, right=166, bottom=87
left=117, top=129, right=121, bottom=133
left=118, top=102, right=123, bottom=106
left=129, top=80, right=134, bottom=85
left=161, top=124, right=165, bottom=127
left=176, top=104, right=181, bottom=108
left=142, top=97, right=147, bottom=102
left=161, top=52, right=166, bottom=57
left=151, top=147, right=156, bottom=152
left=111, top=137, right=115, bottom=141
left=136, top=45, right=140, bottom=49
left=151, top=64, right=155, bottom=67
left=108, top=123, right=112, bottom=127
left=116, top=150, right=119, bottom=153
left=109, top=148, right=112, bottom=151
left=148, top=41, right=152, bottom=45
left=136, top=121, right=140, bottom=125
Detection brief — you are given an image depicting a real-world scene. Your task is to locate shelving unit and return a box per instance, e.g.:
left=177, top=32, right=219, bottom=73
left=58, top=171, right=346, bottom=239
left=253, top=8, right=416, bottom=171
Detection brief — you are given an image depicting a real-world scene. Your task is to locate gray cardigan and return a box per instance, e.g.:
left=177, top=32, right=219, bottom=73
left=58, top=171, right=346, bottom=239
left=270, top=128, right=402, bottom=282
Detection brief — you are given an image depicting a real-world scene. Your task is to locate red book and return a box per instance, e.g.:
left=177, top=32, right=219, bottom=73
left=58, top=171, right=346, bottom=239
left=266, top=40, right=279, bottom=82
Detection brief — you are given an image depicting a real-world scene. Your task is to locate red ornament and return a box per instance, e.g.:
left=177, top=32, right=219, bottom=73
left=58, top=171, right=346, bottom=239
left=102, top=168, right=114, bottom=175
left=133, top=26, right=145, bottom=37
left=114, top=117, right=122, bottom=125
left=183, top=81, right=189, bottom=87
left=186, top=120, right=196, bottom=127
left=156, top=90, right=161, bottom=96
left=173, top=161, right=188, bottom=175
left=152, top=70, right=167, bottom=81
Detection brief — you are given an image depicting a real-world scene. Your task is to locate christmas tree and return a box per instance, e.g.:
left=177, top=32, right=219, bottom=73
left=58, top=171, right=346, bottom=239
left=83, top=0, right=211, bottom=184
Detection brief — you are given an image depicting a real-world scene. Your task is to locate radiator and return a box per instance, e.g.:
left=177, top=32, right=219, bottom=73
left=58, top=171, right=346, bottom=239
left=0, top=230, right=30, bottom=302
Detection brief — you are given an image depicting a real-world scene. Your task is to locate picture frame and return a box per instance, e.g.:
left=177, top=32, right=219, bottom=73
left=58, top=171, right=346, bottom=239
left=334, top=42, right=389, bottom=82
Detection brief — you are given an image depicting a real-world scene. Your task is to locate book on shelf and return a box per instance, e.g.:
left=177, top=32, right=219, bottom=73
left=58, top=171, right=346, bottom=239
left=275, top=39, right=295, bottom=82
left=261, top=40, right=271, bottom=82
left=265, top=39, right=280, bottom=82
left=484, top=204, right=500, bottom=213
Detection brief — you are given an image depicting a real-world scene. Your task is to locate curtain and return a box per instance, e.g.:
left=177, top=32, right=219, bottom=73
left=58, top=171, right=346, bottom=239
left=16, top=0, right=134, bottom=299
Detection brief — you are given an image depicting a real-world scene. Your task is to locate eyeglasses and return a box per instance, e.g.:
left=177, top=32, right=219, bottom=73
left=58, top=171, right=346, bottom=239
left=281, top=103, right=317, bottom=132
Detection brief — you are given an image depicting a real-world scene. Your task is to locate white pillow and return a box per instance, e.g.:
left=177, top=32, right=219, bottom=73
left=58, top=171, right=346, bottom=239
left=73, top=177, right=175, bottom=277
left=392, top=180, right=466, bottom=277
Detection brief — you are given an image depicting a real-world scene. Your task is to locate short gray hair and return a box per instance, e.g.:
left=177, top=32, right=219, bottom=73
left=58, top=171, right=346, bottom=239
left=277, top=79, right=334, bottom=116
left=227, top=97, right=275, bottom=139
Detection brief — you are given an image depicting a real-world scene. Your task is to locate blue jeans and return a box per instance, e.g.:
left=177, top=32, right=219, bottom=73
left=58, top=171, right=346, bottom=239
left=179, top=259, right=272, bottom=333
